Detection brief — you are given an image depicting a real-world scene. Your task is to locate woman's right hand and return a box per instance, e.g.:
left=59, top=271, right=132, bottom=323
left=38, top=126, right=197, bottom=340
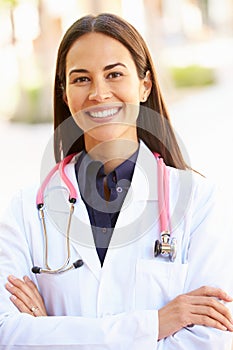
left=158, top=286, right=233, bottom=340
left=5, top=275, right=47, bottom=317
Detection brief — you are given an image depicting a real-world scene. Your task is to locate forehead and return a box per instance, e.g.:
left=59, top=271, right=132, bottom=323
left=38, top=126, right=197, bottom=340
left=66, top=32, right=135, bottom=69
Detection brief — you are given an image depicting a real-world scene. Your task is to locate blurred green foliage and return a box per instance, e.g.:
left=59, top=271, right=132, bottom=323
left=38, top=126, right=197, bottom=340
left=0, top=0, right=19, bottom=6
left=11, top=85, right=53, bottom=124
left=170, top=65, right=216, bottom=88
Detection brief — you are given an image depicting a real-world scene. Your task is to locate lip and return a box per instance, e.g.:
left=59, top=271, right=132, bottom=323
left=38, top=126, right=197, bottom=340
left=83, top=104, right=123, bottom=123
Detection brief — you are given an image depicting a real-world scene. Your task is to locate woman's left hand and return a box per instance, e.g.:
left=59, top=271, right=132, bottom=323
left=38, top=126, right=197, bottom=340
left=5, top=275, right=47, bottom=317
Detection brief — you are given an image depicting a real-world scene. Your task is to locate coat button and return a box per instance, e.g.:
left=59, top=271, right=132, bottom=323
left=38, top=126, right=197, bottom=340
left=116, top=186, right=123, bottom=193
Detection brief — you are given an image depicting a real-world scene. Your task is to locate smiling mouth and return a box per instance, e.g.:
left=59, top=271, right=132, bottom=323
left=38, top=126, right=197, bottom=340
left=86, top=107, right=122, bottom=119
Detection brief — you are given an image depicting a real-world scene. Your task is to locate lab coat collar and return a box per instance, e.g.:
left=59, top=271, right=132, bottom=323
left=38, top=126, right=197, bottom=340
left=129, top=140, right=158, bottom=201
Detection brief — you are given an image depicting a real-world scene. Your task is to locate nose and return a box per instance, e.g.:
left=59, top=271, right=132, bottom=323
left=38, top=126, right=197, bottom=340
left=88, top=80, right=112, bottom=102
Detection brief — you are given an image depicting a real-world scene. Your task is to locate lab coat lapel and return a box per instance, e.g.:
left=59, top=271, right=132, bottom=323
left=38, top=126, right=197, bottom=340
left=106, top=142, right=159, bottom=256
left=65, top=160, right=102, bottom=281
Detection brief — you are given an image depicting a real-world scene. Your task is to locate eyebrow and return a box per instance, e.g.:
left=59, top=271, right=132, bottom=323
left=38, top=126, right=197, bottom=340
left=68, top=62, right=127, bottom=76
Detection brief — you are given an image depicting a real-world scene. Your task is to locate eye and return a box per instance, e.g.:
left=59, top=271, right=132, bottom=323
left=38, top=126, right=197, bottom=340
left=107, top=72, right=123, bottom=79
left=71, top=76, right=90, bottom=84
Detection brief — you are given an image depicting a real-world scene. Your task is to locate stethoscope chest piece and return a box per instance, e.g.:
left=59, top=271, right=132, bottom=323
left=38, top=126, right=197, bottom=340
left=154, top=231, right=177, bottom=262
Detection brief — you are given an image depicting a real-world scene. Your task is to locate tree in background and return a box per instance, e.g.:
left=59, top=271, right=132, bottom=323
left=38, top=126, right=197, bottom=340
left=0, top=0, right=61, bottom=123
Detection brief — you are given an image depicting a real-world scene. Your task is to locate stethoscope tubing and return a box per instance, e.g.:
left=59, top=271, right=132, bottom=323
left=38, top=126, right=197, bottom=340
left=32, top=151, right=175, bottom=275
left=154, top=153, right=170, bottom=233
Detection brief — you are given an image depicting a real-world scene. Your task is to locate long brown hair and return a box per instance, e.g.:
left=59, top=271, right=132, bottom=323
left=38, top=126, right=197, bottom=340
left=54, top=13, right=188, bottom=169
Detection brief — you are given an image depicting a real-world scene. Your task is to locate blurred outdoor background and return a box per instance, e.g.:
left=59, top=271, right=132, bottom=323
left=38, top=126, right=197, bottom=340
left=0, top=0, right=233, bottom=216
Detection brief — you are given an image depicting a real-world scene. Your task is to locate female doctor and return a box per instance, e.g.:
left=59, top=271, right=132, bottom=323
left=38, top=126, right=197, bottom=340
left=0, top=13, right=233, bottom=349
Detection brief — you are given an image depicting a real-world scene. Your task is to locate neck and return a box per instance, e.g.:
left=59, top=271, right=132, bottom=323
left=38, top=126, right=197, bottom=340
left=84, top=138, right=139, bottom=174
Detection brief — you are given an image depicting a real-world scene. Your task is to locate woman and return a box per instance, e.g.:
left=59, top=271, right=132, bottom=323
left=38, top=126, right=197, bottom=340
left=0, top=13, right=233, bottom=349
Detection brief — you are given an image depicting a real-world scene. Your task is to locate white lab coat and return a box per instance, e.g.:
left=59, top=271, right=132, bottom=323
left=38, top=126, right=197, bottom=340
left=0, top=141, right=233, bottom=349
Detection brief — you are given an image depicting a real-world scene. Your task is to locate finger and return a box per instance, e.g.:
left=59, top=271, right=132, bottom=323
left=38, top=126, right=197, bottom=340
left=23, top=276, right=44, bottom=303
left=7, top=275, right=36, bottom=300
left=23, top=276, right=47, bottom=315
left=9, top=295, right=33, bottom=315
left=188, top=296, right=233, bottom=322
left=186, top=295, right=233, bottom=328
left=190, top=304, right=233, bottom=331
left=190, top=313, right=233, bottom=332
left=5, top=280, right=44, bottom=315
left=187, top=286, right=233, bottom=302
left=10, top=295, right=44, bottom=317
left=6, top=280, right=34, bottom=303
left=30, top=305, right=42, bottom=317
left=5, top=281, right=37, bottom=312
left=6, top=275, right=47, bottom=316
left=7, top=276, right=43, bottom=308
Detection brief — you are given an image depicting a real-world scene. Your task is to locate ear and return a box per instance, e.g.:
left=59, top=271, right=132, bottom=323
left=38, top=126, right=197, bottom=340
left=60, top=83, right=68, bottom=105
left=63, top=91, right=68, bottom=105
left=140, top=70, right=152, bottom=103
left=62, top=89, right=68, bottom=106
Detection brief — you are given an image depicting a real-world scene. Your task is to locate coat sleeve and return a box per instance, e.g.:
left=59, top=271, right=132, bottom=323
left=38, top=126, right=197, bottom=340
left=0, top=190, right=157, bottom=350
left=157, top=174, right=233, bottom=349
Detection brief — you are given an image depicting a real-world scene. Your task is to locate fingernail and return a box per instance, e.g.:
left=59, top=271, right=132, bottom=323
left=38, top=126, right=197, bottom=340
left=5, top=282, right=13, bottom=288
left=8, top=275, right=17, bottom=280
left=23, top=276, right=30, bottom=282
left=10, top=295, right=17, bottom=301
left=224, top=291, right=233, bottom=298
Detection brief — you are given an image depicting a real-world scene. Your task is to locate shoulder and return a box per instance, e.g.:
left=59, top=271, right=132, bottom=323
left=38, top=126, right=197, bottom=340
left=138, top=140, right=217, bottom=204
left=0, top=185, right=39, bottom=236
left=168, top=166, right=218, bottom=213
left=3, top=184, right=38, bottom=211
left=169, top=166, right=216, bottom=191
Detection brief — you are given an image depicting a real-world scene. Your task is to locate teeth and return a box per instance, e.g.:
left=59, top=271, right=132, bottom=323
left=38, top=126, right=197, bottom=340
left=89, top=108, right=119, bottom=118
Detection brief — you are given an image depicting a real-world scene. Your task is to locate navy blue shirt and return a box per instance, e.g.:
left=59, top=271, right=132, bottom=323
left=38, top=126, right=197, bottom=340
left=75, top=148, right=138, bottom=266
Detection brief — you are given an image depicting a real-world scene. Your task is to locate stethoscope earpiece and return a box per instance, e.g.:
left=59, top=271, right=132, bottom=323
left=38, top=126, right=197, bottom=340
left=31, top=259, right=84, bottom=275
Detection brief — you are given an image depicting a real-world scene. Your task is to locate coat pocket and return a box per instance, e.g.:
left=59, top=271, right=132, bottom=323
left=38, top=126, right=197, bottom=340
left=135, top=259, right=188, bottom=310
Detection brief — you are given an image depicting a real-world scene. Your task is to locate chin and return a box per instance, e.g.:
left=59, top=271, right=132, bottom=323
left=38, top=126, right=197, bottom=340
left=87, top=124, right=135, bottom=143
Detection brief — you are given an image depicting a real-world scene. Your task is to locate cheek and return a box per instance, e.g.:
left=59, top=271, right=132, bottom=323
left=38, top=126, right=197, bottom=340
left=66, top=89, right=86, bottom=115
left=118, top=82, right=142, bottom=104
left=124, top=104, right=140, bottom=122
left=71, top=111, right=86, bottom=132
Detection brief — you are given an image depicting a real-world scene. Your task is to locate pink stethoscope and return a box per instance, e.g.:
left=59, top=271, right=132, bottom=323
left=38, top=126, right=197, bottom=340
left=32, top=152, right=177, bottom=275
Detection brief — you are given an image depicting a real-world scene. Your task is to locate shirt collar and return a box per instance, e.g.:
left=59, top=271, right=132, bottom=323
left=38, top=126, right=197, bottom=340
left=114, top=149, right=138, bottom=183
left=65, top=140, right=158, bottom=203
left=75, top=146, right=139, bottom=194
